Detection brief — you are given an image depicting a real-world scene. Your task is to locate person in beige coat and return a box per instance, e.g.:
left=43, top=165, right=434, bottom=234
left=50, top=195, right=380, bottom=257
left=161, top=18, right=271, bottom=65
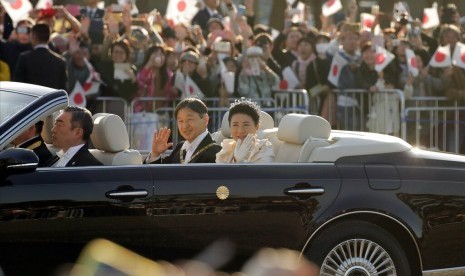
left=216, top=98, right=274, bottom=163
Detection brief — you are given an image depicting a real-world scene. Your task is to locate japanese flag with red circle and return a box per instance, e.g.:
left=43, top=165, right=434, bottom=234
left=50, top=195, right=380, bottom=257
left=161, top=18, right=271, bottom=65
left=328, top=53, right=348, bottom=87
left=375, top=46, right=395, bottom=72
left=429, top=44, right=452, bottom=68
left=69, top=82, right=87, bottom=107
left=322, top=0, right=342, bottom=17
left=422, top=6, right=439, bottom=30
left=165, top=0, right=199, bottom=25
left=360, top=13, right=375, bottom=31
left=452, top=42, right=465, bottom=70
left=82, top=58, right=101, bottom=96
left=405, top=48, right=419, bottom=77
left=183, top=75, right=204, bottom=99
left=1, top=0, right=33, bottom=26
left=35, top=0, right=52, bottom=9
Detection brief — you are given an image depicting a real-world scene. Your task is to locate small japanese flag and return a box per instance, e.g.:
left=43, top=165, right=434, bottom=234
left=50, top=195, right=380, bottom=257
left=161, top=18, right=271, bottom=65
left=360, top=13, right=375, bottom=30
left=1, top=0, right=33, bottom=26
left=422, top=6, right=440, bottom=30
left=174, top=70, right=185, bottom=92
left=291, top=2, right=305, bottom=23
left=429, top=44, right=452, bottom=68
left=82, top=58, right=101, bottom=96
left=405, top=48, right=419, bottom=77
left=35, top=0, right=52, bottom=9
left=328, top=53, right=348, bottom=87
left=183, top=75, right=205, bottom=99
left=375, top=46, right=395, bottom=72
left=322, top=0, right=342, bottom=17
left=452, top=42, right=465, bottom=70
left=165, top=0, right=199, bottom=25
left=69, top=82, right=87, bottom=107
left=282, top=66, right=300, bottom=89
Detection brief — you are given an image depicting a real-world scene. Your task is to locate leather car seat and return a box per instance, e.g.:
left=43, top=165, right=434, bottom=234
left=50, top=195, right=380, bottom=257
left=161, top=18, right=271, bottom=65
left=90, top=113, right=142, bottom=165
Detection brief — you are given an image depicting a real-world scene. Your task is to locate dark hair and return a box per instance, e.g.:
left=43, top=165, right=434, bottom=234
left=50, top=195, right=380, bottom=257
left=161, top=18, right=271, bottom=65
left=64, top=106, right=93, bottom=141
left=142, top=44, right=169, bottom=88
left=228, top=98, right=260, bottom=126
left=174, top=97, right=208, bottom=118
left=32, top=23, right=50, bottom=43
left=254, top=33, right=273, bottom=46
left=110, top=39, right=131, bottom=60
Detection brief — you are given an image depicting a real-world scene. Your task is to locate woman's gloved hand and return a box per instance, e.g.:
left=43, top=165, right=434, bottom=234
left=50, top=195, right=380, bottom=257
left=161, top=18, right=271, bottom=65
left=234, top=134, right=255, bottom=162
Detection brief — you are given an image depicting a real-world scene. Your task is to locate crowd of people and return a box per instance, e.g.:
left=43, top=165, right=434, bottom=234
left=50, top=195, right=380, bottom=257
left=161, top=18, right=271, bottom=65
left=2, top=0, right=465, bottom=151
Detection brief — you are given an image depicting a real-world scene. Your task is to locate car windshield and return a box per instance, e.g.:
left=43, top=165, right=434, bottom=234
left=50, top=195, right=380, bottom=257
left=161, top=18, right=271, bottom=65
left=0, top=92, right=36, bottom=125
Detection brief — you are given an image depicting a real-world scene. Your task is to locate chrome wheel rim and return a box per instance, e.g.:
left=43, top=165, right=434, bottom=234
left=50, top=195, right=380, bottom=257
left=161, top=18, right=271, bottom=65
left=320, top=239, right=397, bottom=276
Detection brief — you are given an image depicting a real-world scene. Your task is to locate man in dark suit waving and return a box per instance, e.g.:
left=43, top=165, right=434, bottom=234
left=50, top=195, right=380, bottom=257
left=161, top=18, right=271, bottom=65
left=14, top=23, right=67, bottom=90
left=48, top=106, right=102, bottom=167
left=145, top=98, right=221, bottom=164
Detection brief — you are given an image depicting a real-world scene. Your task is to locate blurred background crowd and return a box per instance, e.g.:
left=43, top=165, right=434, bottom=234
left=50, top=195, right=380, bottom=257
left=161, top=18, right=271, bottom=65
left=1, top=0, right=465, bottom=152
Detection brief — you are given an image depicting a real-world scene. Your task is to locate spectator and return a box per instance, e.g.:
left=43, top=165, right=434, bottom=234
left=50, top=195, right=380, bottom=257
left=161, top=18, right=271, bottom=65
left=0, top=52, right=10, bottom=81
left=14, top=23, right=67, bottom=90
left=238, top=46, right=279, bottom=106
left=291, top=36, right=316, bottom=89
left=177, top=50, right=211, bottom=99
left=97, top=39, right=137, bottom=115
left=254, top=32, right=282, bottom=79
left=216, top=98, right=274, bottom=163
left=135, top=44, right=177, bottom=112
left=192, top=0, right=223, bottom=36
left=335, top=23, right=361, bottom=130
left=272, top=27, right=303, bottom=69
left=0, top=18, right=34, bottom=75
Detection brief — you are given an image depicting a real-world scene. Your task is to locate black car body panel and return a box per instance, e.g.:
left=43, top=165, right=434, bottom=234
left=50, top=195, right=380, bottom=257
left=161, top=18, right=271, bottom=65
left=2, top=82, right=465, bottom=275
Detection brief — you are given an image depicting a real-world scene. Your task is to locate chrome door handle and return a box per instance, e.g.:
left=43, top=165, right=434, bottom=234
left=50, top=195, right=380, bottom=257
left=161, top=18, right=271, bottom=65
left=105, top=189, right=148, bottom=199
left=284, top=187, right=325, bottom=195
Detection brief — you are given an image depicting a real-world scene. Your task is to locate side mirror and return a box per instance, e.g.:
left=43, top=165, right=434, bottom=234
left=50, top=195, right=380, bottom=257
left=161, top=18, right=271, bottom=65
left=0, top=148, right=38, bottom=176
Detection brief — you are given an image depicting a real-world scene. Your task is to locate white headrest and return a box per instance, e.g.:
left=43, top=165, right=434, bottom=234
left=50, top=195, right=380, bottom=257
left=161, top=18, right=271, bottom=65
left=91, top=113, right=130, bottom=152
left=277, top=114, right=331, bottom=144
left=221, top=111, right=275, bottom=137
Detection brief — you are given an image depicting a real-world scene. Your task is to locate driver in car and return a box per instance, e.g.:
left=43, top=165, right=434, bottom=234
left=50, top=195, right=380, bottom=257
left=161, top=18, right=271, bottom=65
left=12, top=121, right=53, bottom=167
left=145, top=97, right=222, bottom=164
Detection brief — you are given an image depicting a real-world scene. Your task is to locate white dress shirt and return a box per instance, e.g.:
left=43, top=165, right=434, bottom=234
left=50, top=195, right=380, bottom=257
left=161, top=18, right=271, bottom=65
left=180, top=130, right=208, bottom=164
left=53, top=144, right=85, bottom=167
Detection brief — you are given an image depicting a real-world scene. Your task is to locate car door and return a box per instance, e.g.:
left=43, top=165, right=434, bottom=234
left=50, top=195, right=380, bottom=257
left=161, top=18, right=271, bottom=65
left=0, top=165, right=154, bottom=276
left=148, top=162, right=341, bottom=264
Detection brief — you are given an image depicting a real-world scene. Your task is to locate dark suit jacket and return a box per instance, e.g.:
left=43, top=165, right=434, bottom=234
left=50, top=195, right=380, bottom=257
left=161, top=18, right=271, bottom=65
left=14, top=47, right=67, bottom=90
left=19, top=136, right=53, bottom=167
left=47, top=143, right=103, bottom=167
left=192, top=8, right=222, bottom=37
left=146, top=133, right=221, bottom=164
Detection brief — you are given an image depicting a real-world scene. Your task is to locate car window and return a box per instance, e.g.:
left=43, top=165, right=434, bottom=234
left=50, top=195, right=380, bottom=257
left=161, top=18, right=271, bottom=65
left=0, top=92, right=36, bottom=125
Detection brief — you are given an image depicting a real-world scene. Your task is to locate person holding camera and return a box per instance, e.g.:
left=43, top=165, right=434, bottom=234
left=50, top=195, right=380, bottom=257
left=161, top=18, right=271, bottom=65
left=0, top=18, right=34, bottom=76
left=237, top=46, right=279, bottom=106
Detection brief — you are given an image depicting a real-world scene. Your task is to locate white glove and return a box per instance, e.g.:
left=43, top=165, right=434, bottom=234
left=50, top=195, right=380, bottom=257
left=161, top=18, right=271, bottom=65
left=234, top=134, right=255, bottom=162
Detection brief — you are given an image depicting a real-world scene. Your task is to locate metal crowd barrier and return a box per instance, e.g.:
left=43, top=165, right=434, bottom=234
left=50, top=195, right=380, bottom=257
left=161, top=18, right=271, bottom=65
left=92, top=97, right=129, bottom=123
left=272, top=89, right=309, bottom=125
left=404, top=103, right=465, bottom=154
left=330, top=89, right=406, bottom=137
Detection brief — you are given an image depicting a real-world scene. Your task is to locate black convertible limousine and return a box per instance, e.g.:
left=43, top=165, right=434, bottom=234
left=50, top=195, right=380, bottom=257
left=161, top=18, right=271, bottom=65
left=1, top=82, right=465, bottom=276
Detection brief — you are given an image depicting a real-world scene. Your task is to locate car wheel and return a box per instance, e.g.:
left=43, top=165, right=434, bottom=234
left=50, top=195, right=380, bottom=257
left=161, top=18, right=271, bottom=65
left=306, top=220, right=411, bottom=276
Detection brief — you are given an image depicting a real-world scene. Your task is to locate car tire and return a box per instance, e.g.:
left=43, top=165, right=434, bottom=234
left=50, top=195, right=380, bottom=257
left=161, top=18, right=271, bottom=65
left=305, top=220, right=411, bottom=276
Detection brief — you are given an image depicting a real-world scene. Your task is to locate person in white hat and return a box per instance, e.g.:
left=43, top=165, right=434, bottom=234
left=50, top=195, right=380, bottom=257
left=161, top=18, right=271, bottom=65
left=237, top=46, right=279, bottom=106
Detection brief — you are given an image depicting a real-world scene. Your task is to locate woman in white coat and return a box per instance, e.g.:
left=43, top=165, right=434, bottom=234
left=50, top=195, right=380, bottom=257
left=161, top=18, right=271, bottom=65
left=216, top=98, right=274, bottom=163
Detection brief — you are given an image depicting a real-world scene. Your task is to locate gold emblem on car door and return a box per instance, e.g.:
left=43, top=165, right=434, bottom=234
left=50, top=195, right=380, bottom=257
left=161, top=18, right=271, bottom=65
left=216, top=186, right=230, bottom=200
